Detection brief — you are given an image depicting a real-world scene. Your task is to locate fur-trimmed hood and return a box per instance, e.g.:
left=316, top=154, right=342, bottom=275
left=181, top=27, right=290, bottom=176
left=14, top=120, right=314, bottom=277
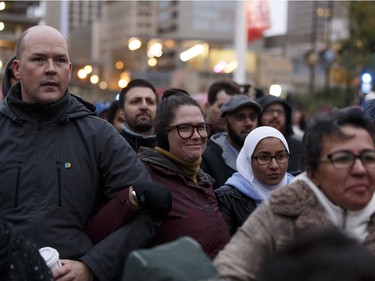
left=214, top=178, right=375, bottom=281
left=270, top=180, right=337, bottom=230
left=269, top=179, right=375, bottom=250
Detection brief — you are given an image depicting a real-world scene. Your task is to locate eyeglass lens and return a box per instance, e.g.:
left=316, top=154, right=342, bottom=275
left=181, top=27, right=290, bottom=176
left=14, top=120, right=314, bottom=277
left=327, top=151, right=375, bottom=169
left=177, top=124, right=211, bottom=139
left=254, top=152, right=289, bottom=165
left=264, top=109, right=285, bottom=116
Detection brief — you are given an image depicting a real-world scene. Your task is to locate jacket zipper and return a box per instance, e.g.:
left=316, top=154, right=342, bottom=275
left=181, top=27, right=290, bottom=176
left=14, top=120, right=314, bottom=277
left=14, top=159, right=22, bottom=208
left=56, top=161, right=62, bottom=207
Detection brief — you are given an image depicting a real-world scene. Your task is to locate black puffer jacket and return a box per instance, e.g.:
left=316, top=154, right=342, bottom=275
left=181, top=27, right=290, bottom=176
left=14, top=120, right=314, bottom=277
left=215, top=185, right=256, bottom=235
left=0, top=84, right=151, bottom=280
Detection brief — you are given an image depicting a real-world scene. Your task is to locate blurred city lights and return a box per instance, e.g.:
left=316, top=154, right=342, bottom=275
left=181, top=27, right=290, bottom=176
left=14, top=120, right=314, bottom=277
left=118, top=79, right=128, bottom=88
left=269, top=84, right=282, bottom=97
left=213, top=60, right=238, bottom=73
left=180, top=44, right=204, bottom=62
left=90, top=75, right=99, bottom=84
left=224, top=60, right=238, bottom=73
left=0, top=2, right=5, bottom=11
left=128, top=37, right=141, bottom=51
left=78, top=69, right=88, bottom=79
left=148, top=58, right=157, bottom=67
left=115, top=61, right=124, bottom=70
left=147, top=42, right=162, bottom=58
left=84, top=65, right=93, bottom=74
left=362, top=73, right=372, bottom=83
left=361, top=73, right=372, bottom=94
left=213, top=61, right=228, bottom=73
left=99, top=81, right=108, bottom=90
left=0, top=22, right=5, bottom=31
left=164, top=39, right=175, bottom=49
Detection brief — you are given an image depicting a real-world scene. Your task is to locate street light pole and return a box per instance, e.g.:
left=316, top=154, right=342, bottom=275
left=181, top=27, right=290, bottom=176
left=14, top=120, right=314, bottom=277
left=234, top=0, right=247, bottom=85
left=60, top=0, right=69, bottom=38
left=309, top=0, right=318, bottom=94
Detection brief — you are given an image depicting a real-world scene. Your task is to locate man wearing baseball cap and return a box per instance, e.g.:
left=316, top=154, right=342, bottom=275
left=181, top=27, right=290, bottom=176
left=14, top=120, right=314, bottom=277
left=201, top=94, right=262, bottom=190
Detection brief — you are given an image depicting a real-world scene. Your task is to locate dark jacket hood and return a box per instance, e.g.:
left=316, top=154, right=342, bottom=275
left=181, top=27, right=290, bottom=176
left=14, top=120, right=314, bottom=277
left=0, top=83, right=95, bottom=125
left=2, top=54, right=16, bottom=98
left=257, top=95, right=294, bottom=137
left=365, top=99, right=375, bottom=121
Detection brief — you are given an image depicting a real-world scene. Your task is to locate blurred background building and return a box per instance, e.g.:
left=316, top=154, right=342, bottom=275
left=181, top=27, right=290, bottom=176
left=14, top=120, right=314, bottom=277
left=0, top=0, right=350, bottom=103
left=0, top=1, right=40, bottom=83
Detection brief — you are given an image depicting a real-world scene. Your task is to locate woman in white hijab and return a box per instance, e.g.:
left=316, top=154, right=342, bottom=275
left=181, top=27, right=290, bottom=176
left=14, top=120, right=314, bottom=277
left=215, top=126, right=294, bottom=235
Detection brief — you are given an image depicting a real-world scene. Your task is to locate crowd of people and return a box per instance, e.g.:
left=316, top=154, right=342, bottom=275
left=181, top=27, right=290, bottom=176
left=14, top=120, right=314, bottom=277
left=2, top=24, right=375, bottom=281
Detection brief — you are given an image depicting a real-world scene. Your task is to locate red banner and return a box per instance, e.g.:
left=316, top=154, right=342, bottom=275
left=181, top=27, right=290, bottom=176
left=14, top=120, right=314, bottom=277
left=246, top=0, right=271, bottom=42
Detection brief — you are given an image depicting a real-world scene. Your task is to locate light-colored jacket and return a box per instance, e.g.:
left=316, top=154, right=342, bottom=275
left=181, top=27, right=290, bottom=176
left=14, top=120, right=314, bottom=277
left=213, top=179, right=375, bottom=281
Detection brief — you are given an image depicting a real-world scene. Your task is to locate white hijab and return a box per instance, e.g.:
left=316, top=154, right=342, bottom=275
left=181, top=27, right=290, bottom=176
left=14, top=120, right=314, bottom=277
left=236, top=126, right=290, bottom=199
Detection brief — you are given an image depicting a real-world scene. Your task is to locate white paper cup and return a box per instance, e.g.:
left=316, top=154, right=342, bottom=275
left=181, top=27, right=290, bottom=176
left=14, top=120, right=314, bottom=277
left=39, top=247, right=62, bottom=272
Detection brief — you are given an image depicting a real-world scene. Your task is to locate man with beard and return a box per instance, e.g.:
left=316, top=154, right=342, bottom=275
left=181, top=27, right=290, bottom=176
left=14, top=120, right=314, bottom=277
left=119, top=79, right=157, bottom=151
left=201, top=95, right=262, bottom=189
left=257, top=95, right=304, bottom=175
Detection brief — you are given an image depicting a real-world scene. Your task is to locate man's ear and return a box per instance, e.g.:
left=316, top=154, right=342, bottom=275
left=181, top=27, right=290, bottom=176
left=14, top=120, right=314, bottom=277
left=118, top=109, right=125, bottom=122
left=219, top=117, right=227, bottom=131
left=204, top=101, right=210, bottom=112
left=12, top=60, right=21, bottom=80
left=68, top=62, right=72, bottom=80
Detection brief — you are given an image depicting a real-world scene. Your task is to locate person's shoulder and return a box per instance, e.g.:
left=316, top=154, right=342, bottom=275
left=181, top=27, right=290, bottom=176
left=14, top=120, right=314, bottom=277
left=138, top=146, right=155, bottom=157
left=269, top=179, right=314, bottom=215
left=215, top=184, right=235, bottom=194
left=208, top=131, right=227, bottom=142
left=138, top=147, right=164, bottom=165
left=84, top=114, right=119, bottom=129
left=287, top=134, right=303, bottom=144
left=202, top=142, right=221, bottom=158
left=204, top=133, right=226, bottom=155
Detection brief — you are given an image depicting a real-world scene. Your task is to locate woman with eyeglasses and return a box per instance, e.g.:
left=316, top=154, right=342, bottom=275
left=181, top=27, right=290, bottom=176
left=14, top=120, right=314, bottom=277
left=137, top=89, right=230, bottom=259
left=215, top=126, right=294, bottom=235
left=84, top=90, right=229, bottom=261
left=214, top=107, right=375, bottom=281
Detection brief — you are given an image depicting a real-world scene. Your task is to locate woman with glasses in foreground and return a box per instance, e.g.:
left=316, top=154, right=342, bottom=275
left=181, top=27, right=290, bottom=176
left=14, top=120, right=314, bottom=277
left=138, top=89, right=230, bottom=259
left=214, top=107, right=375, bottom=281
left=215, top=126, right=294, bottom=236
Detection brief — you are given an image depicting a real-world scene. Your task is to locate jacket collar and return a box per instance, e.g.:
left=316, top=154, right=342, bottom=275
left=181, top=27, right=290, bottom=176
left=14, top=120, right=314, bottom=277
left=139, top=147, right=213, bottom=186
left=269, top=176, right=375, bottom=245
left=0, top=83, right=94, bottom=124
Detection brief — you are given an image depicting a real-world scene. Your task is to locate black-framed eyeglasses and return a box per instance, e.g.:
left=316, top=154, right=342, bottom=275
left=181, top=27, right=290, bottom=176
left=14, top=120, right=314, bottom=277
left=252, top=152, right=290, bottom=165
left=164, top=123, right=212, bottom=139
left=319, top=150, right=375, bottom=169
left=263, top=109, right=285, bottom=116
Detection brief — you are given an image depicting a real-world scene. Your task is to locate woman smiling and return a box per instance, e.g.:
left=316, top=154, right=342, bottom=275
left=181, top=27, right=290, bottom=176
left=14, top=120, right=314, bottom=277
left=139, top=89, right=230, bottom=259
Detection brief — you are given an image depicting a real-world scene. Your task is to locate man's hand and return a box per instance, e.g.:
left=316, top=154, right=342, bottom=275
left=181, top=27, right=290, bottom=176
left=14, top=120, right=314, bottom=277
left=52, top=260, right=93, bottom=281
left=131, top=181, right=172, bottom=219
